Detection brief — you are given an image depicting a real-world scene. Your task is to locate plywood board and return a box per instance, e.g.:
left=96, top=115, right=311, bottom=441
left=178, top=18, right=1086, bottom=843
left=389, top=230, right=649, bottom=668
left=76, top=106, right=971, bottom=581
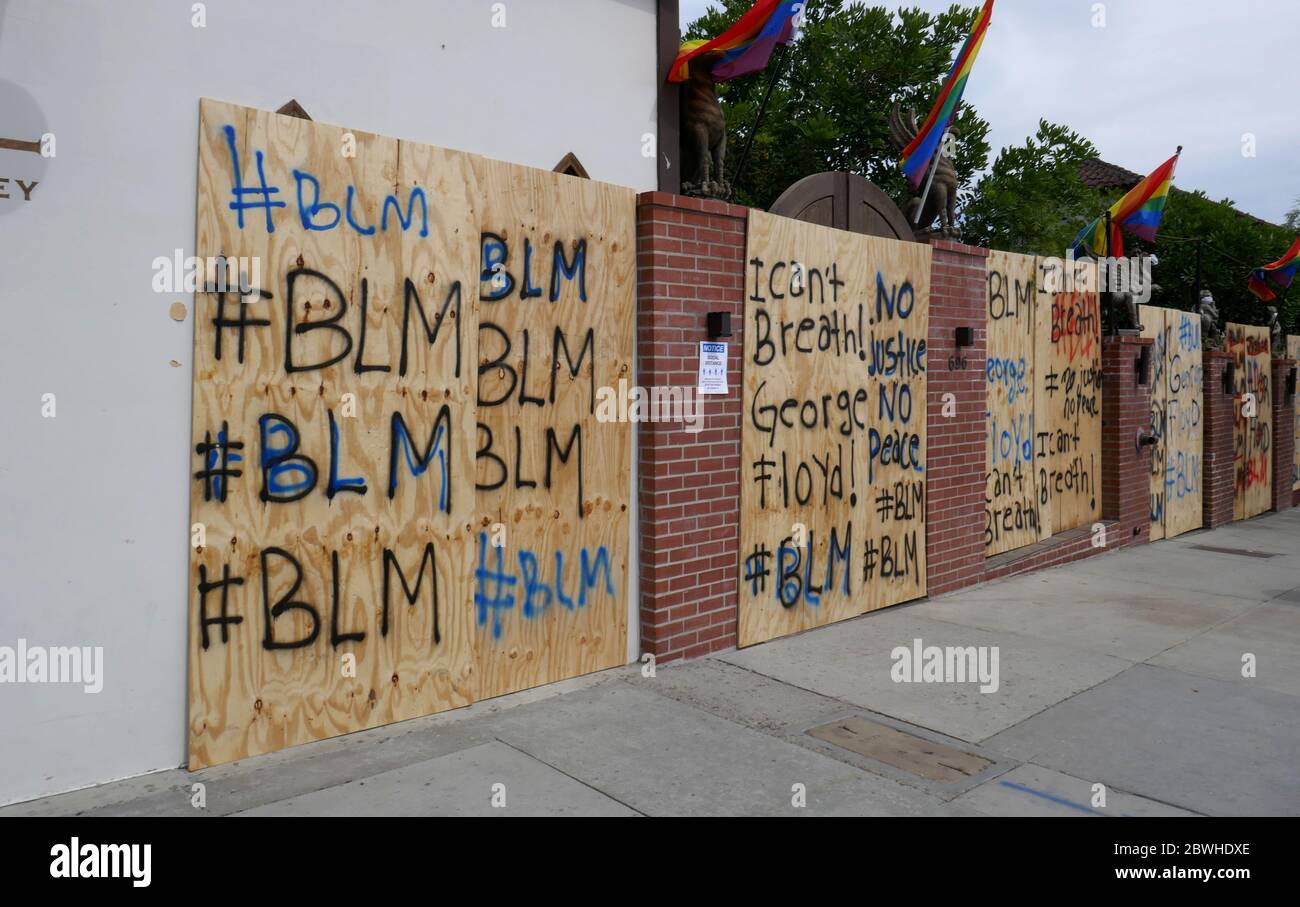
left=1226, top=322, right=1272, bottom=520
left=1290, top=335, right=1300, bottom=492
left=189, top=100, right=632, bottom=768
left=1161, top=308, right=1204, bottom=538
left=1139, top=306, right=1204, bottom=540
left=470, top=156, right=634, bottom=700
left=1034, top=260, right=1102, bottom=537
left=1139, top=306, right=1169, bottom=540
left=738, top=210, right=930, bottom=647
left=985, top=250, right=1042, bottom=555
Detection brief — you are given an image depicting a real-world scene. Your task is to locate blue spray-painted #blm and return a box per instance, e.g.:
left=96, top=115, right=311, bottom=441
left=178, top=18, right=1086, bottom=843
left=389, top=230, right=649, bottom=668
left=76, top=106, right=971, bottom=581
left=242, top=411, right=452, bottom=508
left=223, top=124, right=429, bottom=237
left=474, top=533, right=616, bottom=640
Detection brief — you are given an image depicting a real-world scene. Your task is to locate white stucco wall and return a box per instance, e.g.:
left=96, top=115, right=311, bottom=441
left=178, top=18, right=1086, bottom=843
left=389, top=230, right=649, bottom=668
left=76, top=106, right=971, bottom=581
left=0, top=0, right=657, bottom=806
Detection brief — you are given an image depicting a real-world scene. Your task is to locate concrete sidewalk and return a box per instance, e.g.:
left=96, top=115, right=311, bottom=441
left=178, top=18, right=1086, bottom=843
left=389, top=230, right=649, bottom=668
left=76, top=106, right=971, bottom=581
left=7, top=510, right=1299, bottom=817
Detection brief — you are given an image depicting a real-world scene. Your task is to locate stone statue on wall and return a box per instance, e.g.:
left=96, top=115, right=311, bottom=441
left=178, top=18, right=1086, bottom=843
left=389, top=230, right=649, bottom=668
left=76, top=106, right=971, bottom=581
left=1090, top=252, right=1156, bottom=335
left=1266, top=305, right=1284, bottom=352
left=1101, top=285, right=1141, bottom=334
left=680, top=50, right=730, bottom=200
left=887, top=103, right=959, bottom=238
left=1195, top=289, right=1223, bottom=350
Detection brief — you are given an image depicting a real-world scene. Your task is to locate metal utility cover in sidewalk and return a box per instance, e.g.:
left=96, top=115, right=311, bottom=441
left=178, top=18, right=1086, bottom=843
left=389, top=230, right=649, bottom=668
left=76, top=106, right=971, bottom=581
left=1185, top=544, right=1279, bottom=559
left=808, top=717, right=992, bottom=784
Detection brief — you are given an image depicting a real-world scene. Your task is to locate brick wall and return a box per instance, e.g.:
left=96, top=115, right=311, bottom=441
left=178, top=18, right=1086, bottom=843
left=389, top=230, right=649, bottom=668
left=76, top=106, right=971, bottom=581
left=1201, top=351, right=1236, bottom=528
left=631, top=198, right=1243, bottom=666
left=1100, top=335, right=1154, bottom=548
left=1272, top=358, right=1296, bottom=514
left=925, top=241, right=989, bottom=596
left=636, top=192, right=747, bottom=664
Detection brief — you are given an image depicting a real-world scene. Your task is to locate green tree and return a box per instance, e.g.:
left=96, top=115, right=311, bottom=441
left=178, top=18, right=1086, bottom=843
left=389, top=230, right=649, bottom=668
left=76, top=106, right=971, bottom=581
left=1284, top=197, right=1300, bottom=231
left=1134, top=190, right=1299, bottom=331
left=685, top=1, right=991, bottom=210
left=960, top=120, right=1105, bottom=256
left=962, top=125, right=1298, bottom=330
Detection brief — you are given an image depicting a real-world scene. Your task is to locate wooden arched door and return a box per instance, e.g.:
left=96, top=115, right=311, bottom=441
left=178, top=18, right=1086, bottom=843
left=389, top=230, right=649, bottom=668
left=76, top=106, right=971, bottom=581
left=768, top=171, right=917, bottom=242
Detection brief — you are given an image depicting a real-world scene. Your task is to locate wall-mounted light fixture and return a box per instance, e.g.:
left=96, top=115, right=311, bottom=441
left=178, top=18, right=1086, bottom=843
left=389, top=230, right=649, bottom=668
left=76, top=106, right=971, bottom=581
left=706, top=311, right=732, bottom=340
left=955, top=326, right=974, bottom=348
left=1136, top=344, right=1150, bottom=386
left=1222, top=361, right=1236, bottom=395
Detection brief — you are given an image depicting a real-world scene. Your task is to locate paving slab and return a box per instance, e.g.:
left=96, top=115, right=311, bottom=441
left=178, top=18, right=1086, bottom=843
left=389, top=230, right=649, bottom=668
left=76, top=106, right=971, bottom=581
left=632, top=656, right=851, bottom=735
left=952, top=763, right=1199, bottom=817
left=719, top=610, right=1130, bottom=743
left=911, top=571, right=1256, bottom=662
left=0, top=669, right=612, bottom=816
left=984, top=663, right=1300, bottom=816
left=235, top=741, right=639, bottom=817
left=1061, top=542, right=1300, bottom=603
left=1169, top=510, right=1300, bottom=549
left=489, top=681, right=971, bottom=816
left=1148, top=603, right=1300, bottom=697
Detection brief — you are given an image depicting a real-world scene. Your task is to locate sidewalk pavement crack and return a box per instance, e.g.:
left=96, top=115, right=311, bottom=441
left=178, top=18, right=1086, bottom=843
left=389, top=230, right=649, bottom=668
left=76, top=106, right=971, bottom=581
left=491, top=737, right=648, bottom=816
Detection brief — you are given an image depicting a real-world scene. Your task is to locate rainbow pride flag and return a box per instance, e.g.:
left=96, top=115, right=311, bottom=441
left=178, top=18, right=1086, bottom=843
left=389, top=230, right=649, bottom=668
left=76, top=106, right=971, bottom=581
left=900, top=0, right=994, bottom=190
left=669, top=0, right=799, bottom=83
left=1072, top=151, right=1180, bottom=257
left=1247, top=236, right=1300, bottom=301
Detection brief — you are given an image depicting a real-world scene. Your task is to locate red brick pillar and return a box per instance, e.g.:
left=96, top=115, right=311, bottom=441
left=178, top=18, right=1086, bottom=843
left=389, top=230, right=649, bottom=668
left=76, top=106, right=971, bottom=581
left=1201, top=350, right=1236, bottom=528
left=635, top=192, right=748, bottom=664
left=1101, top=334, right=1154, bottom=548
left=1272, top=358, right=1296, bottom=513
left=925, top=240, right=989, bottom=595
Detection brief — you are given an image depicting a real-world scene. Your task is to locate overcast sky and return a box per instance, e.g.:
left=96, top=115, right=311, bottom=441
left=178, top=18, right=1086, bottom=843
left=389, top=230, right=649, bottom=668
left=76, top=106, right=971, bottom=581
left=680, top=0, right=1299, bottom=224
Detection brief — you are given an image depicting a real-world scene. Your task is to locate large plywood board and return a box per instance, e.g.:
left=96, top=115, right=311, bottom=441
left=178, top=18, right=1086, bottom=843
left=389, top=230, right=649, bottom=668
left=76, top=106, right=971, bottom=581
left=1161, top=308, right=1204, bottom=538
left=470, top=155, right=634, bottom=700
left=1035, top=260, right=1102, bottom=537
left=189, top=100, right=632, bottom=768
left=738, top=210, right=930, bottom=647
left=1290, top=336, right=1300, bottom=492
left=1139, top=306, right=1169, bottom=540
left=1139, top=306, right=1203, bottom=540
left=985, top=250, right=1042, bottom=555
left=1227, top=322, right=1272, bottom=520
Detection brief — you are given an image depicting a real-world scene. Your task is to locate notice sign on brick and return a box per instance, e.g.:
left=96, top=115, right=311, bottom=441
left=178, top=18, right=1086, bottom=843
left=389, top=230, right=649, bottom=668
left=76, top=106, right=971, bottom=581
left=188, top=99, right=633, bottom=768
left=738, top=211, right=930, bottom=647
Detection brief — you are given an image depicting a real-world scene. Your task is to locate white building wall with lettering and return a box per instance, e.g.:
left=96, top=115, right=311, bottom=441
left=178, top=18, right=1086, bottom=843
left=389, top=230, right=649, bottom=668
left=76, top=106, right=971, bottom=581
left=0, top=0, right=657, bottom=806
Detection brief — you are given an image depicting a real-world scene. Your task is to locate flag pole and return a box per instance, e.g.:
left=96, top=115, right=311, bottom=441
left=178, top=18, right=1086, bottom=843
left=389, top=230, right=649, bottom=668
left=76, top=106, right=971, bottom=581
left=1194, top=238, right=1203, bottom=304
left=729, top=42, right=789, bottom=201
left=913, top=130, right=947, bottom=226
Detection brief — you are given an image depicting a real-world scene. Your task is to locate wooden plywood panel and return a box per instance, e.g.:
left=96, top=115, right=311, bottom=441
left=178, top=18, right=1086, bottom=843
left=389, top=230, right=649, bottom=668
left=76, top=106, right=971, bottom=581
left=188, top=100, right=633, bottom=767
left=1290, top=336, right=1300, bottom=492
left=1035, top=260, right=1102, bottom=537
left=190, top=100, right=479, bottom=768
left=985, top=250, right=1042, bottom=555
left=470, top=157, right=634, bottom=700
left=1162, top=309, right=1204, bottom=537
left=1139, top=306, right=1168, bottom=540
left=1227, top=322, right=1272, bottom=519
left=738, top=211, right=929, bottom=647
left=1139, top=306, right=1204, bottom=540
